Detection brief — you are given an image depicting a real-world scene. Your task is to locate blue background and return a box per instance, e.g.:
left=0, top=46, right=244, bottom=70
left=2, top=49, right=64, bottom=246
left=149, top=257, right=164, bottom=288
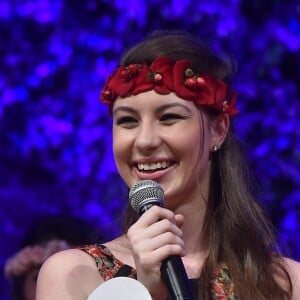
left=0, top=0, right=300, bottom=298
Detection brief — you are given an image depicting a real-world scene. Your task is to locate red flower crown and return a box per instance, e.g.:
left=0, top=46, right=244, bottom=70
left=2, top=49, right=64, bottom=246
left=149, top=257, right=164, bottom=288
left=100, top=56, right=238, bottom=117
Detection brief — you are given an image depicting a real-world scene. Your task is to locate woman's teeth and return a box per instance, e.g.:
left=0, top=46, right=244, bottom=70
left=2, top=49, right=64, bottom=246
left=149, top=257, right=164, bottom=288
left=137, top=161, right=170, bottom=171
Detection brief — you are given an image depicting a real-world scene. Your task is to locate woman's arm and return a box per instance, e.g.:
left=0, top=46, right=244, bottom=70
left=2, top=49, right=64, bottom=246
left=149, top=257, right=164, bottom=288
left=36, top=248, right=103, bottom=300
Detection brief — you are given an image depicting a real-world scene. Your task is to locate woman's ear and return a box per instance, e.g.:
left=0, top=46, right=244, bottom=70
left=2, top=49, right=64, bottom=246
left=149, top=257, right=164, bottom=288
left=210, top=113, right=230, bottom=152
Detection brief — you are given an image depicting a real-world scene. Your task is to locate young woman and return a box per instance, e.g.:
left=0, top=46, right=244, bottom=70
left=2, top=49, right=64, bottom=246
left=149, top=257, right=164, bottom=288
left=36, top=31, right=300, bottom=299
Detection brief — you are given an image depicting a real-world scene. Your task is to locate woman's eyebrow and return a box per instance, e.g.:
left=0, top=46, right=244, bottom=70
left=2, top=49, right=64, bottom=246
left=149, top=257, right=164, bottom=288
left=113, top=102, right=192, bottom=117
left=112, top=106, right=137, bottom=117
left=156, top=103, right=192, bottom=114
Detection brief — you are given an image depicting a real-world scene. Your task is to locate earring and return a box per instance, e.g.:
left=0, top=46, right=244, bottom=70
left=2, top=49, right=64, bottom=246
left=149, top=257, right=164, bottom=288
left=211, top=144, right=220, bottom=152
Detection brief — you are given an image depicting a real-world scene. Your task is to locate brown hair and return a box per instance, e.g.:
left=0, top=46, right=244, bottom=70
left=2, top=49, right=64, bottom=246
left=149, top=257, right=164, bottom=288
left=120, top=31, right=292, bottom=299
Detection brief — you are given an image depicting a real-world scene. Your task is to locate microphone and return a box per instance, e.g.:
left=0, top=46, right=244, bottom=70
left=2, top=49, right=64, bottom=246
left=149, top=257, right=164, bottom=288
left=129, top=180, right=195, bottom=300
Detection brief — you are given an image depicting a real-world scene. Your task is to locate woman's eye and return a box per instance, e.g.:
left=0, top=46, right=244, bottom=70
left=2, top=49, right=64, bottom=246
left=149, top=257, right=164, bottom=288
left=160, top=113, right=183, bottom=123
left=115, top=116, right=138, bottom=127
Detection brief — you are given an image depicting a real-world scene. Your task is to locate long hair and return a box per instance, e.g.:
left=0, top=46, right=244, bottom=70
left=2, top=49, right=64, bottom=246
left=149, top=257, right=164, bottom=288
left=120, top=31, right=292, bottom=299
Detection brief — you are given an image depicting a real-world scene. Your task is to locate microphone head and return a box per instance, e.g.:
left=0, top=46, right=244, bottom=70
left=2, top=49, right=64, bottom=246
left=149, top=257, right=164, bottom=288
left=129, top=180, right=164, bottom=214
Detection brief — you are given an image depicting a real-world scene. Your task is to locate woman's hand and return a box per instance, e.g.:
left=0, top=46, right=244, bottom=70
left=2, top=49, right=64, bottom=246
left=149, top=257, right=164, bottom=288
left=127, top=206, right=185, bottom=300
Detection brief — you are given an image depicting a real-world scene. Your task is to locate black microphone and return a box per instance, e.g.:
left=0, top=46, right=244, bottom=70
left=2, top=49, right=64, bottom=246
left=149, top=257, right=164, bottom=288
left=129, top=180, right=195, bottom=300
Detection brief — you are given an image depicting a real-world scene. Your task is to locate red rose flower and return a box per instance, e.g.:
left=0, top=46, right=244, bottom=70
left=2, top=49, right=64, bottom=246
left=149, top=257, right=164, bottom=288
left=150, top=56, right=174, bottom=94
left=131, top=64, right=153, bottom=95
left=106, top=66, right=135, bottom=98
left=173, top=60, right=197, bottom=101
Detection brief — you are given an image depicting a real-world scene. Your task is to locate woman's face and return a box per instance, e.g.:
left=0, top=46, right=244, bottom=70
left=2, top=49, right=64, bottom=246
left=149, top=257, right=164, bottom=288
left=112, top=90, right=219, bottom=209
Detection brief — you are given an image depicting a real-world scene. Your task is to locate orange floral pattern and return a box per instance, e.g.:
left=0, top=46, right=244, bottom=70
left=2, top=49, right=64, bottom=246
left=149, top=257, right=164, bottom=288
left=80, top=244, right=136, bottom=280
left=211, top=266, right=238, bottom=299
left=81, top=244, right=238, bottom=299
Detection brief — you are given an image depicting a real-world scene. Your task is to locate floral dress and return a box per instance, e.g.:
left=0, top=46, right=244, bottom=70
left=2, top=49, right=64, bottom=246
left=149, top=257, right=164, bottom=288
left=81, top=244, right=238, bottom=300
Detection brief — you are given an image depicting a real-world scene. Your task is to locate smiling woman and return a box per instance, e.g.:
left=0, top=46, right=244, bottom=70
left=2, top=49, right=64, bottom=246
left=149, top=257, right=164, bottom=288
left=36, top=31, right=300, bottom=300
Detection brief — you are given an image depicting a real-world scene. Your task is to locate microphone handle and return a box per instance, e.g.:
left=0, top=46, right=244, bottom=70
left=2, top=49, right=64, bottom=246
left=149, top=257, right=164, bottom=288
left=160, top=255, right=195, bottom=300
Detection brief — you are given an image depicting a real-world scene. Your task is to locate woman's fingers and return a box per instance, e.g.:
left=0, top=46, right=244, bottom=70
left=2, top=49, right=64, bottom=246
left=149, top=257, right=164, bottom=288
left=129, top=217, right=183, bottom=242
left=131, top=205, right=176, bottom=227
left=128, top=206, right=186, bottom=264
left=132, top=234, right=185, bottom=266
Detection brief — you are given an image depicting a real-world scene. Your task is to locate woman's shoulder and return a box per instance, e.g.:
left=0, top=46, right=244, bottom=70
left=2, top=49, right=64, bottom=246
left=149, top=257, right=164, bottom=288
left=283, top=257, right=300, bottom=299
left=36, top=248, right=103, bottom=300
left=40, top=247, right=99, bottom=272
left=284, top=256, right=300, bottom=273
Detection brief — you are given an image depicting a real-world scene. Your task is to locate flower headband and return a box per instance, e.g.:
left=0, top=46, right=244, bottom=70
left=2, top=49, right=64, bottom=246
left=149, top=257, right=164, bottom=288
left=100, top=56, right=238, bottom=116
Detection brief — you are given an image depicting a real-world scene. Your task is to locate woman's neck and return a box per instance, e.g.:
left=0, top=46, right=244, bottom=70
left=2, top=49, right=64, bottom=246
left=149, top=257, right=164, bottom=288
left=173, top=191, right=208, bottom=279
left=175, top=192, right=207, bottom=253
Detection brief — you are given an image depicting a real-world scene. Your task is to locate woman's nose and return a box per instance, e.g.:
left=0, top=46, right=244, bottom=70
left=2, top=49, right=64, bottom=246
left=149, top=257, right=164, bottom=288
left=134, top=122, right=161, bottom=153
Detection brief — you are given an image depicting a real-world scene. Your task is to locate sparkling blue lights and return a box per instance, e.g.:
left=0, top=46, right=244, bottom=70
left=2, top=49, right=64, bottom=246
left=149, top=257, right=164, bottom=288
left=0, top=1, right=300, bottom=298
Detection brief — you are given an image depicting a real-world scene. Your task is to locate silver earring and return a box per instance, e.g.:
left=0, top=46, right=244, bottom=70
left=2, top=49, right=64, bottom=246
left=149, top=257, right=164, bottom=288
left=211, top=144, right=220, bottom=152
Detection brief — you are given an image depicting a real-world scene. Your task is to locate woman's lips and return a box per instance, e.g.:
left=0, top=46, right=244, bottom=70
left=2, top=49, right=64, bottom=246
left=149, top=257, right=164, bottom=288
left=133, top=162, right=176, bottom=181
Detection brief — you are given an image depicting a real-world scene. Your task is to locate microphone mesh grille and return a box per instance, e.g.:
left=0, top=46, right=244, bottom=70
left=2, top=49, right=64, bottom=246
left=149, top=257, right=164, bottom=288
left=129, top=180, right=164, bottom=212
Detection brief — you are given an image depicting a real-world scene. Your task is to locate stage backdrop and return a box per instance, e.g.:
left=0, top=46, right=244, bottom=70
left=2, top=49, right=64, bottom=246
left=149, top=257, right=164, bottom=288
left=0, top=0, right=299, bottom=298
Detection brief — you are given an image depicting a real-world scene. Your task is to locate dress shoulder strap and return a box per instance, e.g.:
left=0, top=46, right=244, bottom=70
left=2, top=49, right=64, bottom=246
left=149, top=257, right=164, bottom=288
left=211, top=266, right=238, bottom=299
left=80, top=244, right=136, bottom=281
